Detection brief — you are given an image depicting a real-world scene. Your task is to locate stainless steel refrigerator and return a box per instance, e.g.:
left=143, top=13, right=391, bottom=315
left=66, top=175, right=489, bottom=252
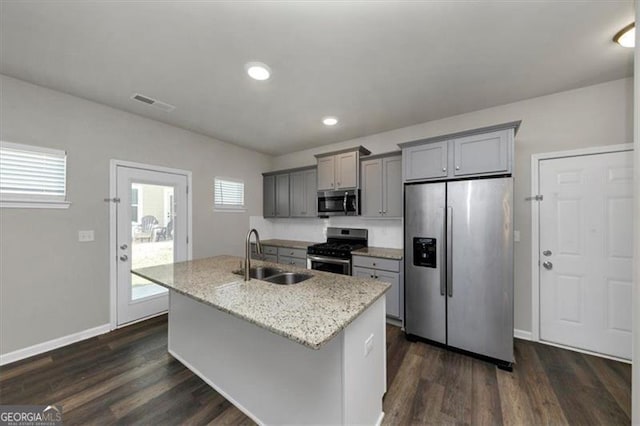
left=404, top=177, right=514, bottom=368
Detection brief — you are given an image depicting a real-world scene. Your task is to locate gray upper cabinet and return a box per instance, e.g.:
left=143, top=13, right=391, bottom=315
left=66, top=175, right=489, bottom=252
left=382, top=156, right=402, bottom=217
left=361, top=154, right=402, bottom=217
left=403, top=141, right=448, bottom=181
left=264, top=167, right=316, bottom=218
left=263, top=175, right=276, bottom=218
left=399, top=122, right=519, bottom=183
left=315, top=146, right=371, bottom=191
left=316, top=157, right=335, bottom=191
left=361, top=159, right=382, bottom=216
left=290, top=168, right=317, bottom=217
left=453, top=130, right=509, bottom=176
left=275, top=174, right=290, bottom=217
left=335, top=151, right=358, bottom=189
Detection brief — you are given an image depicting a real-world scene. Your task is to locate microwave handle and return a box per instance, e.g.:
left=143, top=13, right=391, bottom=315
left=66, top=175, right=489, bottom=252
left=343, top=192, right=348, bottom=214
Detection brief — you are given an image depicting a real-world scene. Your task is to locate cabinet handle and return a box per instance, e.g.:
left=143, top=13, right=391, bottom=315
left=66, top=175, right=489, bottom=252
left=370, top=274, right=374, bottom=278
left=383, top=211, right=387, bottom=214
left=372, top=262, right=376, bottom=266
left=290, top=251, right=294, bottom=255
left=455, top=166, right=460, bottom=170
left=337, top=182, right=341, bottom=186
left=379, top=210, right=382, bottom=214
left=374, top=275, right=379, bottom=279
left=442, top=167, right=446, bottom=172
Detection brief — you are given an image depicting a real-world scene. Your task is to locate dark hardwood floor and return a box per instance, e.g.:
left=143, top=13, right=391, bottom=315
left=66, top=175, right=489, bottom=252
left=0, top=315, right=630, bottom=425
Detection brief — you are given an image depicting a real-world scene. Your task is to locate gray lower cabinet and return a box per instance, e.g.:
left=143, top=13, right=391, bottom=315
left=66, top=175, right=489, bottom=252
left=277, top=247, right=307, bottom=267
left=252, top=244, right=308, bottom=268
left=290, top=168, right=317, bottom=217
left=361, top=154, right=402, bottom=217
left=251, top=244, right=278, bottom=263
left=352, top=255, right=403, bottom=320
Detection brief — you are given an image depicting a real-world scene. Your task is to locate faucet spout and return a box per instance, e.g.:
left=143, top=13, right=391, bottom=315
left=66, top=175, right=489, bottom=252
left=245, top=229, right=262, bottom=281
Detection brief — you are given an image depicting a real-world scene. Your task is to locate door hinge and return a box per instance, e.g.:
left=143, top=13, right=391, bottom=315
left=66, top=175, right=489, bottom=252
left=104, top=197, right=121, bottom=203
left=525, top=195, right=543, bottom=202
left=186, top=185, right=189, bottom=194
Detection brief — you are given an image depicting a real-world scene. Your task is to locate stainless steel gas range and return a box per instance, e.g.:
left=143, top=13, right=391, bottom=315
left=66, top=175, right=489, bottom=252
left=306, top=227, right=368, bottom=275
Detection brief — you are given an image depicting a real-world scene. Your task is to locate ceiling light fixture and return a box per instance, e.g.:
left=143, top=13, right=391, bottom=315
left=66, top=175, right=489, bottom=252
left=245, top=62, right=271, bottom=80
left=613, top=22, right=635, bottom=48
left=322, top=117, right=338, bottom=126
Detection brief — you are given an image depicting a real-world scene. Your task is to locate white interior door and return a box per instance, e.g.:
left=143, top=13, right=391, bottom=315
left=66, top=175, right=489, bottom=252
left=116, top=165, right=188, bottom=326
left=539, top=150, right=633, bottom=359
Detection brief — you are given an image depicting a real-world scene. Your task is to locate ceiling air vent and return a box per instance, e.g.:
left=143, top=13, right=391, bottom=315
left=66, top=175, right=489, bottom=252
left=130, top=93, right=176, bottom=112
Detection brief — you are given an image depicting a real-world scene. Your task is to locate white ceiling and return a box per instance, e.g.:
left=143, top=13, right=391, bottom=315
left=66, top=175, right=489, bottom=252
left=0, top=1, right=634, bottom=155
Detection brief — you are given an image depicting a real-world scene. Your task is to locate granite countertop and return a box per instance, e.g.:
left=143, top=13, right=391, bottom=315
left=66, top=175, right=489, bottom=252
left=133, top=255, right=389, bottom=350
left=258, top=239, right=320, bottom=249
left=351, top=246, right=404, bottom=260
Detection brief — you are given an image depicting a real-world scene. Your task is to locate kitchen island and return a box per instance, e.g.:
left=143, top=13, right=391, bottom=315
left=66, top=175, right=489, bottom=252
left=133, top=255, right=390, bottom=425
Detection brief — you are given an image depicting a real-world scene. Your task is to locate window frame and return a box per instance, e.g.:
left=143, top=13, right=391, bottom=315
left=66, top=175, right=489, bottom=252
left=0, top=141, right=70, bottom=209
left=213, top=176, right=246, bottom=212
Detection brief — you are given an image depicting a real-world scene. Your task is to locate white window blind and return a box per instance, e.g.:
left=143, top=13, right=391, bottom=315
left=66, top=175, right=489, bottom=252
left=214, top=177, right=244, bottom=209
left=0, top=141, right=67, bottom=203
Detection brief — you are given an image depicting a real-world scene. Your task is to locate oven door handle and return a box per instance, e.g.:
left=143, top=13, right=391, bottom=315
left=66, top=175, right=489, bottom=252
left=307, top=255, right=352, bottom=265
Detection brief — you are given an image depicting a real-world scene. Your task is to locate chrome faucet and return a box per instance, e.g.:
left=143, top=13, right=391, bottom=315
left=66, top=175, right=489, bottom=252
left=245, top=228, right=262, bottom=281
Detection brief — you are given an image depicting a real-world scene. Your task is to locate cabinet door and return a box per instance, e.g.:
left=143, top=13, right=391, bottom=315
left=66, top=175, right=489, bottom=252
left=316, top=156, right=335, bottom=190
left=335, top=152, right=357, bottom=189
left=304, top=169, right=317, bottom=217
left=403, top=141, right=448, bottom=181
left=263, top=175, right=276, bottom=217
left=275, top=174, right=290, bottom=217
left=361, top=159, right=382, bottom=217
left=376, top=270, right=401, bottom=319
left=382, top=156, right=402, bottom=217
left=352, top=266, right=375, bottom=279
left=289, top=171, right=306, bottom=217
left=453, top=130, right=509, bottom=176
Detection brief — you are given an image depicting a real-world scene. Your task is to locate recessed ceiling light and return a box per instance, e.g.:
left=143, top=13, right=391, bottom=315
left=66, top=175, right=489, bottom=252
left=245, top=62, right=271, bottom=80
left=613, top=23, right=635, bottom=48
left=322, top=117, right=338, bottom=126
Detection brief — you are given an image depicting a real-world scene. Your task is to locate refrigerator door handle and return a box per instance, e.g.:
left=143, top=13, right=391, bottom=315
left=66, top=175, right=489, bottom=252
left=447, top=206, right=453, bottom=297
left=440, top=208, right=446, bottom=296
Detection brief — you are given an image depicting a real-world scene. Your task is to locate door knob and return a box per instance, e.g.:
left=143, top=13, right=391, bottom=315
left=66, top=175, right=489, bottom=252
left=542, top=261, right=553, bottom=270
left=542, top=250, right=552, bottom=256
left=120, top=244, right=128, bottom=250
left=120, top=254, right=128, bottom=262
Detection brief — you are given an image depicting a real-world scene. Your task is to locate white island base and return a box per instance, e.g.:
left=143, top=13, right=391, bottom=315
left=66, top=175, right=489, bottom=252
left=168, top=291, right=387, bottom=425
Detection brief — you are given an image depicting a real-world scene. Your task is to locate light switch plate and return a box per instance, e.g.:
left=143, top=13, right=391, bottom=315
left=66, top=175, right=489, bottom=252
left=78, top=230, right=95, bottom=242
left=364, top=334, right=374, bottom=357
left=514, top=230, right=520, bottom=242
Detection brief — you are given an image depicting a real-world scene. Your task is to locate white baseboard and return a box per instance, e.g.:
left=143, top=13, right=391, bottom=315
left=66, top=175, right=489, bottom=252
left=514, top=329, right=533, bottom=341
left=0, top=323, right=111, bottom=366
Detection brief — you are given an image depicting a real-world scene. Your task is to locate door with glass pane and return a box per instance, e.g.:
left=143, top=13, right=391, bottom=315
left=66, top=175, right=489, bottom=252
left=116, top=165, right=188, bottom=325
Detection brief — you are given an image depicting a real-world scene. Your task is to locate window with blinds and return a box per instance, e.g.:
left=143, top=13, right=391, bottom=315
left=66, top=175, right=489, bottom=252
left=214, top=177, right=245, bottom=210
left=0, top=141, right=67, bottom=205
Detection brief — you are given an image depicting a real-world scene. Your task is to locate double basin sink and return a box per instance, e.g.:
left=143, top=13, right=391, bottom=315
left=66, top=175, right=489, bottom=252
left=233, top=266, right=313, bottom=285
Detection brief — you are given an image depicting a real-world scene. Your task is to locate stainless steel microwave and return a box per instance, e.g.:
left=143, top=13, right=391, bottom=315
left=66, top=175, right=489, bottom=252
left=317, top=190, right=360, bottom=217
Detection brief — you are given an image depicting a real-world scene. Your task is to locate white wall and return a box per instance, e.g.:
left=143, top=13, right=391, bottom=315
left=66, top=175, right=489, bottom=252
left=271, top=78, right=634, bottom=334
left=0, top=75, right=272, bottom=355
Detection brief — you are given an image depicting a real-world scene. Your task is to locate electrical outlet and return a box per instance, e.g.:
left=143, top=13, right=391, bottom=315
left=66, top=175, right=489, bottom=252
left=514, top=230, right=520, bottom=242
left=364, top=334, right=374, bottom=357
left=78, top=230, right=95, bottom=242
